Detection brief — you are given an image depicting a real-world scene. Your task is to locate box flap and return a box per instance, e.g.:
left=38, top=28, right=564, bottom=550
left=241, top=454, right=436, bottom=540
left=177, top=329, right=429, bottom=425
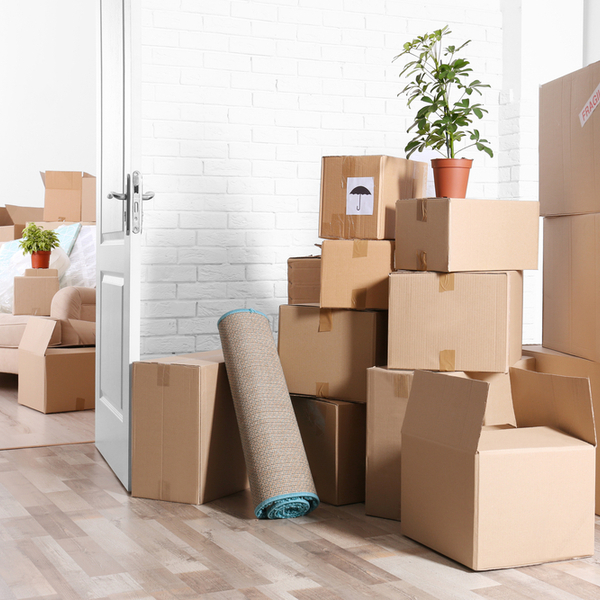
left=42, top=171, right=83, bottom=191
left=402, top=370, right=488, bottom=452
left=18, top=317, right=59, bottom=355
left=510, top=367, right=596, bottom=446
left=5, top=205, right=44, bottom=223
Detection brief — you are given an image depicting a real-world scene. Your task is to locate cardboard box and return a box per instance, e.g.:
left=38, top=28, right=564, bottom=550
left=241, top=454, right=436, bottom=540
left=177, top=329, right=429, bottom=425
left=365, top=358, right=534, bottom=521
left=18, top=318, right=95, bottom=413
left=388, top=271, right=523, bottom=372
left=319, top=155, right=427, bottom=240
left=401, top=369, right=596, bottom=571
left=131, top=350, right=247, bottom=505
left=13, top=269, right=59, bottom=316
left=291, top=394, right=366, bottom=506
left=523, top=344, right=600, bottom=515
left=278, top=304, right=387, bottom=403
left=288, top=256, right=320, bottom=305
left=543, top=213, right=600, bottom=361
left=41, top=171, right=96, bottom=222
left=539, top=60, right=600, bottom=216
left=395, top=198, right=539, bottom=272
left=0, top=205, right=44, bottom=242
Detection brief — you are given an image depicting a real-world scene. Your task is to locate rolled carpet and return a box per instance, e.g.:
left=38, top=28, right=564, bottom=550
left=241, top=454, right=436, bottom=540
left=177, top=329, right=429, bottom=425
left=217, top=308, right=319, bottom=519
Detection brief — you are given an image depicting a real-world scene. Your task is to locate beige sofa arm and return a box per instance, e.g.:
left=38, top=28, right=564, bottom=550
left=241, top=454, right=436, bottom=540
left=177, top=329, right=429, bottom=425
left=50, top=287, right=96, bottom=346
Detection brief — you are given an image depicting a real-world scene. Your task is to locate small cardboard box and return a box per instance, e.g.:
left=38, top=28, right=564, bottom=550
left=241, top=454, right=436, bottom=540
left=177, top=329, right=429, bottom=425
left=288, top=256, right=320, bottom=305
left=13, top=269, right=59, bottom=316
left=365, top=358, right=535, bottom=521
left=395, top=198, right=539, bottom=272
left=0, top=205, right=44, bottom=242
left=41, top=171, right=96, bottom=222
left=18, top=318, right=95, bottom=414
left=539, top=60, right=600, bottom=216
left=319, top=155, right=427, bottom=240
left=388, top=271, right=523, bottom=372
left=320, top=239, right=394, bottom=310
left=131, top=350, right=248, bottom=505
left=401, top=369, right=596, bottom=571
left=523, top=344, right=600, bottom=515
left=278, top=304, right=387, bottom=403
left=291, top=394, right=366, bottom=506
left=543, top=213, right=600, bottom=362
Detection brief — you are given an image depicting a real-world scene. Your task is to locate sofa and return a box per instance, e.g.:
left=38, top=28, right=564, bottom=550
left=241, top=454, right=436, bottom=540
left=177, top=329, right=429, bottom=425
left=0, top=286, right=95, bottom=374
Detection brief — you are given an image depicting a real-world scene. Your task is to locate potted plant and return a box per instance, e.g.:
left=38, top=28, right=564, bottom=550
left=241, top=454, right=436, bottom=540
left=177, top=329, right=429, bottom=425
left=18, top=222, right=60, bottom=269
left=393, top=25, right=493, bottom=198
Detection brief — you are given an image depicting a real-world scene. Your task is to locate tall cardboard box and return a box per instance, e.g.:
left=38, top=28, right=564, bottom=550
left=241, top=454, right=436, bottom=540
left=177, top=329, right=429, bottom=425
left=319, top=155, right=427, bottom=240
left=41, top=171, right=96, bottom=222
left=539, top=60, right=600, bottom=216
left=278, top=304, right=387, bottom=403
left=0, top=205, right=44, bottom=242
left=18, top=318, right=95, bottom=413
left=395, top=198, right=539, bottom=272
left=288, top=256, right=320, bottom=305
left=388, top=271, right=523, bottom=372
left=402, top=369, right=596, bottom=571
left=291, top=394, right=366, bottom=506
left=523, top=344, right=600, bottom=515
left=543, top=213, right=600, bottom=362
left=13, top=269, right=59, bottom=316
left=131, top=350, right=247, bottom=505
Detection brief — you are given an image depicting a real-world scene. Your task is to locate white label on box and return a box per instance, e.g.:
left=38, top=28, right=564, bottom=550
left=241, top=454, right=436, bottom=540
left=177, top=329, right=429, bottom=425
left=579, top=82, right=600, bottom=127
left=346, top=177, right=374, bottom=216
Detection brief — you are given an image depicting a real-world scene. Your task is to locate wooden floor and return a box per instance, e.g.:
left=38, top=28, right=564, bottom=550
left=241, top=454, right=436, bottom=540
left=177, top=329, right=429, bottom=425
left=0, top=443, right=598, bottom=600
left=0, top=374, right=94, bottom=451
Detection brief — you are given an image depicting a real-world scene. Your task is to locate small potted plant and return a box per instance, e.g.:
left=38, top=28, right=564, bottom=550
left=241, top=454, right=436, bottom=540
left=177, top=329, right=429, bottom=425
left=18, top=222, right=60, bottom=269
left=393, top=25, right=493, bottom=198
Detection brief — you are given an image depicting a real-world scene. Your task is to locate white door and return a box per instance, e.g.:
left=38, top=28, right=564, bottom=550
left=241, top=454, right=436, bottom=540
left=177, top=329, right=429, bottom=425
left=95, top=0, right=148, bottom=491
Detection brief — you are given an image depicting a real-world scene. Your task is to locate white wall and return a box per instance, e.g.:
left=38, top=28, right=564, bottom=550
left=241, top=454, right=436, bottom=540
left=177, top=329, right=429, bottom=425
left=139, top=0, right=504, bottom=356
left=0, top=1, right=96, bottom=208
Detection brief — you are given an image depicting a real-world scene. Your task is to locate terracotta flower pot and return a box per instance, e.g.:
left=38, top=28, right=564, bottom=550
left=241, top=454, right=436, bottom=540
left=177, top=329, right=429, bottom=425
left=431, top=158, right=473, bottom=198
left=31, top=251, right=51, bottom=269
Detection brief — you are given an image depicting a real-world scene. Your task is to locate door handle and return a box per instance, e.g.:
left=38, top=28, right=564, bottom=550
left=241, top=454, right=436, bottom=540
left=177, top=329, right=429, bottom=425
left=107, top=191, right=127, bottom=201
left=131, top=171, right=154, bottom=234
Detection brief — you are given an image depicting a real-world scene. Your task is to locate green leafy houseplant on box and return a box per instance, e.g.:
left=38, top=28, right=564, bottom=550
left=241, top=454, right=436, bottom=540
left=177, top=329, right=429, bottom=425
left=393, top=25, right=493, bottom=197
left=19, top=222, right=59, bottom=269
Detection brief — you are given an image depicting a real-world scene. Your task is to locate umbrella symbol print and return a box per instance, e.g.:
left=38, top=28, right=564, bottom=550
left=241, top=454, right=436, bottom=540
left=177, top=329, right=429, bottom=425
left=350, top=185, right=372, bottom=211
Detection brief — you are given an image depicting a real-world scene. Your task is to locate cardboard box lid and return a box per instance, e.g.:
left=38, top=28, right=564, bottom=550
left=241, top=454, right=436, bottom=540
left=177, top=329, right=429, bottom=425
left=0, top=205, right=44, bottom=225
left=402, top=370, right=488, bottom=453
left=41, top=171, right=86, bottom=191
left=18, top=318, right=59, bottom=355
left=24, top=269, right=59, bottom=278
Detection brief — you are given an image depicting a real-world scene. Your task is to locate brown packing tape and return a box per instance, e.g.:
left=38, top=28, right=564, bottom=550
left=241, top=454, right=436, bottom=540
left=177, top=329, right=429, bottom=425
left=329, top=213, right=345, bottom=238
left=394, top=374, right=411, bottom=398
left=439, top=349, right=456, bottom=371
left=418, top=251, right=427, bottom=270
left=76, top=397, right=85, bottom=411
left=157, top=364, right=170, bottom=387
left=318, top=308, right=333, bottom=332
left=439, top=273, right=455, bottom=292
left=418, top=199, right=428, bottom=222
left=351, top=288, right=367, bottom=309
left=352, top=239, right=368, bottom=258
left=316, top=382, right=329, bottom=398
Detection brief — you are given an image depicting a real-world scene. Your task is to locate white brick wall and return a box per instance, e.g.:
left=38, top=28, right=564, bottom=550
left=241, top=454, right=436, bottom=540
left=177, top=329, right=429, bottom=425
left=140, top=0, right=503, bottom=356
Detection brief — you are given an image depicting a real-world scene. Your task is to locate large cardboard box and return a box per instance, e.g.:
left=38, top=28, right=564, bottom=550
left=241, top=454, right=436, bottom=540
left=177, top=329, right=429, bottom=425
left=388, top=271, right=523, bottom=372
left=523, top=344, right=600, bottom=515
left=291, top=394, right=366, bottom=506
left=41, top=171, right=96, bottom=222
left=395, top=198, right=539, bottom=272
left=539, top=60, right=600, bottom=216
left=365, top=358, right=534, bottom=521
left=0, top=205, right=44, bottom=242
left=13, top=269, right=59, bottom=316
left=319, top=155, right=427, bottom=240
left=288, top=256, right=320, bottom=305
left=131, top=350, right=247, bottom=505
left=278, top=304, right=387, bottom=403
left=402, top=369, right=596, bottom=571
left=543, top=213, right=600, bottom=361
left=18, top=318, right=95, bottom=413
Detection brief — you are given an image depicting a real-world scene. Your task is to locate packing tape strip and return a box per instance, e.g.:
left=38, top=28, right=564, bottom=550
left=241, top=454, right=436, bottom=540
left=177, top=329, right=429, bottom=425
left=318, top=308, right=333, bottom=332
left=327, top=213, right=345, bottom=238
left=418, top=199, right=428, bottom=222
left=439, top=349, right=456, bottom=371
left=157, top=364, right=170, bottom=387
left=352, top=239, right=368, bottom=258
left=418, top=251, right=427, bottom=270
left=316, top=382, right=329, bottom=398
left=439, top=273, right=455, bottom=292
left=394, top=373, right=411, bottom=398
left=351, top=288, right=367, bottom=310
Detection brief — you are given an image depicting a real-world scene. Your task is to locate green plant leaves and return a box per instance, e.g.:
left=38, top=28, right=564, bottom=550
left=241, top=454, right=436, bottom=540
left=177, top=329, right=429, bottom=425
left=18, top=223, right=60, bottom=255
